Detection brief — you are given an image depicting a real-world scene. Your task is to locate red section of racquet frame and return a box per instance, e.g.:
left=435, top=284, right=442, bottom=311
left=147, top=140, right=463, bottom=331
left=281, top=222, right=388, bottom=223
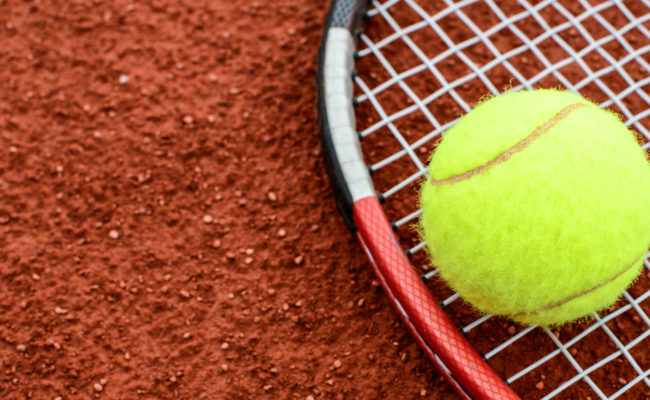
left=353, top=196, right=520, bottom=400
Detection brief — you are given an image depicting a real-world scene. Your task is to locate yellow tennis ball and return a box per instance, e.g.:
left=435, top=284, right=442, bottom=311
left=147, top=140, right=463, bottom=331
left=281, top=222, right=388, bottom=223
left=420, top=89, right=650, bottom=326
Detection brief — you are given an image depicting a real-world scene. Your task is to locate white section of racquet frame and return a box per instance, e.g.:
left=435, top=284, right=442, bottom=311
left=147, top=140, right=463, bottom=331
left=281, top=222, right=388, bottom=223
left=322, top=27, right=376, bottom=202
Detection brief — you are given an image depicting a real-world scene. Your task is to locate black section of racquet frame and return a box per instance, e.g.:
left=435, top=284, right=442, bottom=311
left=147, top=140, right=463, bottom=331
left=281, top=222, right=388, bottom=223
left=317, top=0, right=369, bottom=230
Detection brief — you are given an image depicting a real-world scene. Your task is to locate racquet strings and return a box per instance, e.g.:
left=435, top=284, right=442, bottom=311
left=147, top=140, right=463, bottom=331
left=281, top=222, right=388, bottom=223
left=352, top=0, right=650, bottom=398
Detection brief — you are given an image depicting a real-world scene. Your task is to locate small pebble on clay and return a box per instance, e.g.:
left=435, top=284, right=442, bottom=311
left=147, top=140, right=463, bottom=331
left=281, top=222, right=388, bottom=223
left=0, top=213, right=10, bottom=225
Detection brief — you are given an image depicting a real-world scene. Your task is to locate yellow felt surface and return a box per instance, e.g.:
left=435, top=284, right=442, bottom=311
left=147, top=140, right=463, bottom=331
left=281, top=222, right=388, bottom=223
left=420, top=89, right=650, bottom=325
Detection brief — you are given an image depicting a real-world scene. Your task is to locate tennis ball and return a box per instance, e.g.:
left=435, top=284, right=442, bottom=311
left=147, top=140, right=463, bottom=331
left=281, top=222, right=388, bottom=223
left=419, top=89, right=650, bottom=326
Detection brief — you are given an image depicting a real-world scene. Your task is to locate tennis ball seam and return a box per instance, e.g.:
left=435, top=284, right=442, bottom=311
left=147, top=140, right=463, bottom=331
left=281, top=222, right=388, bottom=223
left=510, top=251, right=646, bottom=318
left=430, top=102, right=587, bottom=185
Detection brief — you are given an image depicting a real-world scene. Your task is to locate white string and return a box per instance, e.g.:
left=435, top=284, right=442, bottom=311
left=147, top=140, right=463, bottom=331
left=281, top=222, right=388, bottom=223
left=507, top=290, right=650, bottom=384
left=354, top=0, right=650, bottom=398
left=592, top=312, right=650, bottom=389
left=542, top=324, right=610, bottom=400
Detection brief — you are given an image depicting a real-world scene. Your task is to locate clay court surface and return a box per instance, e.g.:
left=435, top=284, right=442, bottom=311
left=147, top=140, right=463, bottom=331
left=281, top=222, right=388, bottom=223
left=0, top=1, right=456, bottom=399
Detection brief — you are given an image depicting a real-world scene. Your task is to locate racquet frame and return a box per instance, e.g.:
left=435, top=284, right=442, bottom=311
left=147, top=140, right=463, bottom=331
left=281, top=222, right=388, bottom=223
left=317, top=1, right=518, bottom=398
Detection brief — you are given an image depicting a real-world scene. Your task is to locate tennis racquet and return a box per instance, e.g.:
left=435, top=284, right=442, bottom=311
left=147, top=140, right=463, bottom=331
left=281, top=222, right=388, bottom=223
left=317, top=1, right=650, bottom=399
